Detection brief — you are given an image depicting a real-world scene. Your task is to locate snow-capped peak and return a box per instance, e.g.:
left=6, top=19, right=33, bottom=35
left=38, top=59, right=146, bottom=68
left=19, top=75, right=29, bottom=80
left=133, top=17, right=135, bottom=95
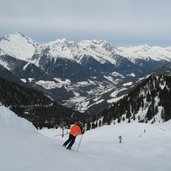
left=46, top=38, right=75, bottom=46
left=0, top=32, right=37, bottom=61
left=78, top=39, right=113, bottom=51
left=44, top=38, right=78, bottom=56
left=77, top=39, right=118, bottom=65
left=36, top=38, right=79, bottom=61
left=116, top=44, right=171, bottom=62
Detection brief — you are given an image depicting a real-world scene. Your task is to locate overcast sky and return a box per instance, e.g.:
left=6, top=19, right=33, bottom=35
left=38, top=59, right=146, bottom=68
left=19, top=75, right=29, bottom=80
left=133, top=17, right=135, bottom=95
left=1, top=0, right=171, bottom=46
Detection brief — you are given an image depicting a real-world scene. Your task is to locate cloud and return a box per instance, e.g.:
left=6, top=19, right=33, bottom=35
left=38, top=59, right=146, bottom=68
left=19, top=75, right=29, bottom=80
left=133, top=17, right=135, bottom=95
left=0, top=0, right=171, bottom=46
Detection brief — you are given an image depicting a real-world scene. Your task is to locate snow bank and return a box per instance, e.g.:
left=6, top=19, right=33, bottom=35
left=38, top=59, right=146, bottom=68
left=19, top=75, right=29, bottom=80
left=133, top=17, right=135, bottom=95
left=0, top=106, right=36, bottom=133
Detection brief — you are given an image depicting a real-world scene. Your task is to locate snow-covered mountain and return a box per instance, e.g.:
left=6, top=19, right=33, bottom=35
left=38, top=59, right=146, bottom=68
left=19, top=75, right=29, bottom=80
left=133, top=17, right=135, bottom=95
left=0, top=32, right=37, bottom=61
left=117, top=44, right=171, bottom=63
left=1, top=32, right=171, bottom=115
left=98, top=74, right=171, bottom=126
left=32, top=39, right=121, bottom=65
left=1, top=105, right=171, bottom=171
left=1, top=32, right=171, bottom=64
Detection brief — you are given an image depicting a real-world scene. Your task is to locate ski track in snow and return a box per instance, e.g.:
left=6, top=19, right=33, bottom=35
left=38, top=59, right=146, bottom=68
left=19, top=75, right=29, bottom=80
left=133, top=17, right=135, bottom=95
left=1, top=106, right=171, bottom=171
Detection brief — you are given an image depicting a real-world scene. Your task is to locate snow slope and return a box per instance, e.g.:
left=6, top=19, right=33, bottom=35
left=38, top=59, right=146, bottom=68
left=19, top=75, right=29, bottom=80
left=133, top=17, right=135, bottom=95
left=1, top=106, right=171, bottom=171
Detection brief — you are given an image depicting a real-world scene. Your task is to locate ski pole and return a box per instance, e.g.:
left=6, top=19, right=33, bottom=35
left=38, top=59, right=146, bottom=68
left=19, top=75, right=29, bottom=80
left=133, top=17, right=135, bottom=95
left=76, top=134, right=83, bottom=152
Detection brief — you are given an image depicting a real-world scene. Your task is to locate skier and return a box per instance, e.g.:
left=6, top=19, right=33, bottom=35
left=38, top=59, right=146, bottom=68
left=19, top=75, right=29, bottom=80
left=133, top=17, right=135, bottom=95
left=118, top=135, right=122, bottom=143
left=63, top=121, right=85, bottom=150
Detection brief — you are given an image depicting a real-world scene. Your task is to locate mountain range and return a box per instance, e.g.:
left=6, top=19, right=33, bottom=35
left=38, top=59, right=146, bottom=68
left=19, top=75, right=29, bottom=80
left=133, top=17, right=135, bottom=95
left=0, top=32, right=171, bottom=127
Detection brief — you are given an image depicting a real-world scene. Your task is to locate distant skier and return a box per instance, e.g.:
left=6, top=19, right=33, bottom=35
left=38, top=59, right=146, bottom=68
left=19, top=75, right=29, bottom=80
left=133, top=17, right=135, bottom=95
left=63, top=121, right=85, bottom=150
left=118, top=135, right=122, bottom=143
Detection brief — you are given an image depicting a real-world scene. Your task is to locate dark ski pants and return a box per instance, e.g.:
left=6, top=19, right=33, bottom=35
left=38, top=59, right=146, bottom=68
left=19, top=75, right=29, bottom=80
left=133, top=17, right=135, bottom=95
left=63, top=134, right=76, bottom=148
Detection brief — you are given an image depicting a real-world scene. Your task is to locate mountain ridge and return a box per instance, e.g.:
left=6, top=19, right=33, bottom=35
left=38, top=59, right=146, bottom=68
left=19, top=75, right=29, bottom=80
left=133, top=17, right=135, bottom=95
left=1, top=32, right=171, bottom=64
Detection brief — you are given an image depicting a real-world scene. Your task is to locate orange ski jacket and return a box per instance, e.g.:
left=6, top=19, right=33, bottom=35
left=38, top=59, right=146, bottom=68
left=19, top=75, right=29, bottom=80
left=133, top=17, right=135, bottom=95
left=69, top=124, right=83, bottom=136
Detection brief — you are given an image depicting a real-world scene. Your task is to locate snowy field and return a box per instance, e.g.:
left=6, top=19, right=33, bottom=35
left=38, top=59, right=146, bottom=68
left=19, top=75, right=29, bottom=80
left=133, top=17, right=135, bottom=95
left=1, top=106, right=171, bottom=171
